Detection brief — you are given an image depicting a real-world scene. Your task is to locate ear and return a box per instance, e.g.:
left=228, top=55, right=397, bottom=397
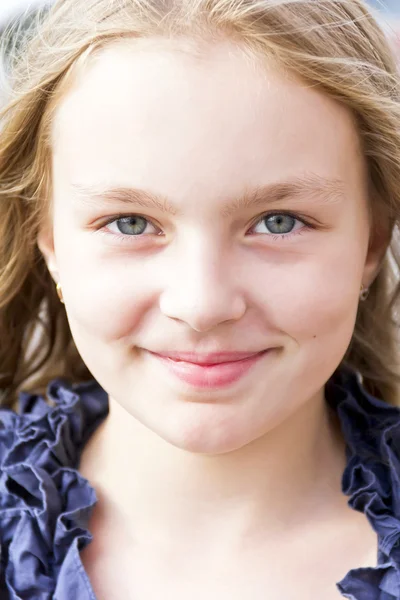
left=362, top=207, right=393, bottom=287
left=37, top=224, right=60, bottom=284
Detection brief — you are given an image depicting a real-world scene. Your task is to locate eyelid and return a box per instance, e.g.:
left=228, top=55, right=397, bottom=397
left=97, top=209, right=317, bottom=245
left=100, top=210, right=313, bottom=228
left=101, top=213, right=162, bottom=233
left=253, top=209, right=309, bottom=223
left=249, top=209, right=313, bottom=231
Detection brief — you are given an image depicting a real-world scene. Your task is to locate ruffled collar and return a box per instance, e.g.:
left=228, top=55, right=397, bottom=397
left=0, top=379, right=108, bottom=599
left=0, top=370, right=399, bottom=599
left=326, top=368, right=400, bottom=599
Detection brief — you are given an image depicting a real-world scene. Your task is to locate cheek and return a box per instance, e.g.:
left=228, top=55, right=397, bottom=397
left=67, top=277, right=151, bottom=342
left=54, top=235, right=155, bottom=343
left=265, top=250, right=362, bottom=360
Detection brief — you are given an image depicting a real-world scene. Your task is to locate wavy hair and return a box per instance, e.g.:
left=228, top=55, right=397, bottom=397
left=0, top=0, right=399, bottom=407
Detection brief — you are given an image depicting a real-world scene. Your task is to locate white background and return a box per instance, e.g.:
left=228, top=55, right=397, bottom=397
left=0, top=0, right=51, bottom=29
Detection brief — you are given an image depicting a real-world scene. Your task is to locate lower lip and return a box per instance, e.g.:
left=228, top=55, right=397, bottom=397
left=148, top=350, right=270, bottom=389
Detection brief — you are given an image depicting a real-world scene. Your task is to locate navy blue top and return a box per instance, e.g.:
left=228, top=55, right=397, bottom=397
left=0, top=368, right=399, bottom=599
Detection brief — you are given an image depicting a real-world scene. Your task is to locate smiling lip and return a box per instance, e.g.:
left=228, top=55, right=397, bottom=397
left=147, top=349, right=271, bottom=388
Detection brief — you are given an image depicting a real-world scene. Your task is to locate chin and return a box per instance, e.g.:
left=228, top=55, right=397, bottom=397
left=151, top=410, right=261, bottom=455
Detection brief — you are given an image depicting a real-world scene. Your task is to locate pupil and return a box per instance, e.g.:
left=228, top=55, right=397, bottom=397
left=117, top=217, right=147, bottom=235
left=266, top=214, right=295, bottom=234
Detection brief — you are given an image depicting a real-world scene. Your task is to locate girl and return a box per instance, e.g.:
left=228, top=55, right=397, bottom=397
left=0, top=0, right=399, bottom=598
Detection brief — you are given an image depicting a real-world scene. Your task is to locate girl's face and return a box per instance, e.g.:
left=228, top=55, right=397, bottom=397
left=42, top=38, right=383, bottom=453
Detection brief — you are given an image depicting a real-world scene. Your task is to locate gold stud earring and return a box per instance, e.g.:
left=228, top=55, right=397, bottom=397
left=56, top=282, right=64, bottom=304
left=360, top=284, right=369, bottom=302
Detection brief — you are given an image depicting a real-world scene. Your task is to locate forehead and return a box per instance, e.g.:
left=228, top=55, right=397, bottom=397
left=52, top=37, right=365, bottom=204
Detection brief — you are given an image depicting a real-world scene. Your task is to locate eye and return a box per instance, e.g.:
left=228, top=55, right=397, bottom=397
left=106, top=216, right=158, bottom=236
left=252, top=213, right=304, bottom=236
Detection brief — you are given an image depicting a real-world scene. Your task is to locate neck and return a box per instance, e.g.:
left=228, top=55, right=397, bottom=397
left=80, top=388, right=346, bottom=550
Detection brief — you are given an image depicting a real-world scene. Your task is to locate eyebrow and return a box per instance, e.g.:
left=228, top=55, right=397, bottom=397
left=71, top=174, right=345, bottom=217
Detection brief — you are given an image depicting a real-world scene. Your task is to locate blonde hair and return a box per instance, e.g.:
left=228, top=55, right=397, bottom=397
left=0, top=0, right=399, bottom=407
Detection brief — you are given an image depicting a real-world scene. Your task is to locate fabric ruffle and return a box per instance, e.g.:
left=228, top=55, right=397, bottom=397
left=0, top=379, right=108, bottom=599
left=327, top=369, right=400, bottom=599
left=0, top=369, right=400, bottom=599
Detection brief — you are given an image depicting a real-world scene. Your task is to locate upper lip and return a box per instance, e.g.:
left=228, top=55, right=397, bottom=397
left=147, top=350, right=268, bottom=364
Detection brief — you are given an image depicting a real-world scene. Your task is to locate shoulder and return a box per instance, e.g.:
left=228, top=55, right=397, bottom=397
left=327, top=368, right=400, bottom=596
left=0, top=379, right=108, bottom=598
left=0, top=379, right=108, bottom=467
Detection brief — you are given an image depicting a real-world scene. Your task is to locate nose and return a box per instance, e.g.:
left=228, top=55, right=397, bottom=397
left=159, top=245, right=247, bottom=332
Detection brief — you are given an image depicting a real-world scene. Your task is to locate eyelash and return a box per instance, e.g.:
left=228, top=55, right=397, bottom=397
left=98, top=211, right=314, bottom=245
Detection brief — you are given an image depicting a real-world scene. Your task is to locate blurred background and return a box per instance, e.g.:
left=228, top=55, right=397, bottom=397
left=369, top=0, right=400, bottom=15
left=0, top=0, right=46, bottom=30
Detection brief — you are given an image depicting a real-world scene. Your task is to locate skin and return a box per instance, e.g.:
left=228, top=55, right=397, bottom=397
left=39, top=38, right=385, bottom=597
